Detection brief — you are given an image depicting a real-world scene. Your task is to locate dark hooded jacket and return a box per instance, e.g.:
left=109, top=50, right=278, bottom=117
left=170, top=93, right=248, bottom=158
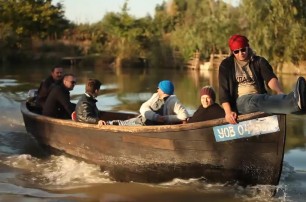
left=218, top=54, right=277, bottom=112
left=42, top=84, right=75, bottom=119
left=36, top=76, right=61, bottom=108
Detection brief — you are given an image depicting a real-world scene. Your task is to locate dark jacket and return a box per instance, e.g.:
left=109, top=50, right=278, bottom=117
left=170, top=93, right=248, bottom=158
left=218, top=54, right=277, bottom=112
left=36, top=76, right=60, bottom=108
left=188, top=103, right=225, bottom=123
left=75, top=94, right=100, bottom=124
left=42, top=84, right=75, bottom=119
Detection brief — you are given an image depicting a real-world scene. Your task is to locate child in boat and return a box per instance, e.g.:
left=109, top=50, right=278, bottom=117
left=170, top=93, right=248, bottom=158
left=188, top=86, right=225, bottom=123
left=106, top=80, right=189, bottom=126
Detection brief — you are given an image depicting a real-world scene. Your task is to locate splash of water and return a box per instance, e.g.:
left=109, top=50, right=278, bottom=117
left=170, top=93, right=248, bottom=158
left=1, top=154, right=112, bottom=189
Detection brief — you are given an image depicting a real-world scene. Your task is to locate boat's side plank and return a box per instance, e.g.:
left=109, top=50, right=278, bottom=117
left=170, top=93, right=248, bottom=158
left=39, top=123, right=283, bottom=167
left=21, top=102, right=286, bottom=185
left=122, top=135, right=175, bottom=150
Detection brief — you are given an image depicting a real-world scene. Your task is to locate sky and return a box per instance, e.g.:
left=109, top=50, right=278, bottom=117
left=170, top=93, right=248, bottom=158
left=52, top=0, right=166, bottom=24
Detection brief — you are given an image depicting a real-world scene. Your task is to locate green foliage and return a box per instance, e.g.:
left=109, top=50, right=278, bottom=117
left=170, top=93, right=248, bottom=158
left=0, top=0, right=70, bottom=63
left=0, top=0, right=69, bottom=39
left=2, top=0, right=306, bottom=67
left=241, top=0, right=306, bottom=64
left=150, top=0, right=306, bottom=66
left=164, top=0, right=239, bottom=61
left=97, top=2, right=154, bottom=64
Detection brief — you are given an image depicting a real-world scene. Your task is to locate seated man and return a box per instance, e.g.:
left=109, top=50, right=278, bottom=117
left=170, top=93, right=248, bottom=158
left=42, top=74, right=76, bottom=119
left=219, top=34, right=306, bottom=124
left=188, top=86, right=225, bottom=123
left=75, top=79, right=106, bottom=126
left=107, top=80, right=189, bottom=126
left=36, top=66, right=64, bottom=109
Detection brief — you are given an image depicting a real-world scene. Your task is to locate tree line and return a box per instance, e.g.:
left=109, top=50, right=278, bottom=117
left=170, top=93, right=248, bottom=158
left=0, top=0, right=306, bottom=69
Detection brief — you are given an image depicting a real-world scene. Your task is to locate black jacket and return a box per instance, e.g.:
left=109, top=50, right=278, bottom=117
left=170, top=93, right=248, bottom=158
left=218, top=54, right=277, bottom=112
left=188, top=103, right=225, bottom=123
left=75, top=94, right=100, bottom=124
left=42, top=84, right=75, bottom=119
left=36, top=76, right=60, bottom=108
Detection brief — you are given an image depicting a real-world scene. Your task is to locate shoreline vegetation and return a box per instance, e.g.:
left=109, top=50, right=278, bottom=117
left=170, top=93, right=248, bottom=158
left=1, top=0, right=306, bottom=73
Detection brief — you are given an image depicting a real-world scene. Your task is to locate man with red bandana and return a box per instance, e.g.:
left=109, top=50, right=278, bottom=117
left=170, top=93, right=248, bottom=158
left=219, top=34, right=306, bottom=124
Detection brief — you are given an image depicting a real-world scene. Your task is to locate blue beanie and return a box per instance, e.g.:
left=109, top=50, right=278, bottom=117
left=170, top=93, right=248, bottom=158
left=158, top=80, right=174, bottom=95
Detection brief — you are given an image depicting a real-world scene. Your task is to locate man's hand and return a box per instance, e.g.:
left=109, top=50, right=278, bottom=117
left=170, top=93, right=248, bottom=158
left=98, top=120, right=107, bottom=127
left=222, top=102, right=237, bottom=124
left=225, top=111, right=237, bottom=124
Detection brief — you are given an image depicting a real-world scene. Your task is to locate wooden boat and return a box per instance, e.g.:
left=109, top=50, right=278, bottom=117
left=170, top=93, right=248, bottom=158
left=21, top=101, right=286, bottom=186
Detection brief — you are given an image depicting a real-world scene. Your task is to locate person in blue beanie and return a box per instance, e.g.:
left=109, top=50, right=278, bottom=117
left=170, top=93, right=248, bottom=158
left=106, top=80, right=189, bottom=126
left=139, top=80, right=189, bottom=125
left=157, top=80, right=174, bottom=95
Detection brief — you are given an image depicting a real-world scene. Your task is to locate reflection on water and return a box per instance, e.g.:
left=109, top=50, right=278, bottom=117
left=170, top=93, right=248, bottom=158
left=285, top=149, right=306, bottom=171
left=0, top=65, right=306, bottom=201
left=286, top=115, right=306, bottom=151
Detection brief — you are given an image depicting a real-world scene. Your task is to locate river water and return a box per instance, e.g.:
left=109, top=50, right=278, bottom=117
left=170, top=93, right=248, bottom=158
left=0, top=64, right=305, bottom=202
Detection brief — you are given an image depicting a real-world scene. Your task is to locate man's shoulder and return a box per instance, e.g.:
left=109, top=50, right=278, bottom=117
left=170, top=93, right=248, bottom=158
left=49, top=84, right=65, bottom=95
left=43, top=76, right=54, bottom=84
left=220, top=55, right=234, bottom=67
left=168, top=94, right=178, bottom=101
left=251, top=55, right=268, bottom=63
left=81, top=94, right=96, bottom=102
left=251, top=55, right=271, bottom=69
left=167, top=95, right=185, bottom=106
left=76, top=94, right=91, bottom=106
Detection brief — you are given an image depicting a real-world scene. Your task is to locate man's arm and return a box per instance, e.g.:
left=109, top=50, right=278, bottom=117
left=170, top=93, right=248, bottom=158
left=259, top=57, right=284, bottom=94
left=58, top=90, right=75, bottom=117
left=139, top=93, right=159, bottom=121
left=164, top=99, right=189, bottom=123
left=267, top=78, right=284, bottom=94
left=76, top=102, right=99, bottom=124
left=222, top=102, right=237, bottom=124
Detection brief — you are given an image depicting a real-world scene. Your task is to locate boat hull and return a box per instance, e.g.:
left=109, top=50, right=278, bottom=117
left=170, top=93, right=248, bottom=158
left=21, top=102, right=286, bottom=185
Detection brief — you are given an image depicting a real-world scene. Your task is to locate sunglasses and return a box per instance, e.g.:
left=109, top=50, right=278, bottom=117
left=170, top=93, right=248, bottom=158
left=233, top=47, right=247, bottom=54
left=69, top=80, right=76, bottom=85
